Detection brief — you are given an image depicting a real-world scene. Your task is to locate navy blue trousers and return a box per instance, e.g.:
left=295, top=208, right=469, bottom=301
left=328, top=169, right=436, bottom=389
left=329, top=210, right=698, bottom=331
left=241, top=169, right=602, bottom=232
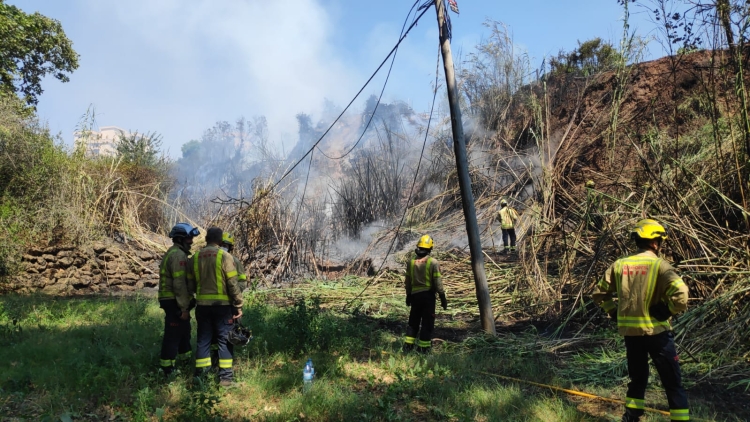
left=624, top=331, right=689, bottom=420
left=405, top=291, right=436, bottom=349
left=195, top=305, right=234, bottom=381
left=159, top=300, right=191, bottom=372
left=501, top=228, right=516, bottom=249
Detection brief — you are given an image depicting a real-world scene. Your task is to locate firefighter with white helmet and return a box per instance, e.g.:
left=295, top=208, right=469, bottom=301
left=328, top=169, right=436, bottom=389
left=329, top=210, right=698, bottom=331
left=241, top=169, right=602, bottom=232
left=158, top=223, right=199, bottom=376
left=593, top=219, right=690, bottom=422
left=403, top=235, right=447, bottom=353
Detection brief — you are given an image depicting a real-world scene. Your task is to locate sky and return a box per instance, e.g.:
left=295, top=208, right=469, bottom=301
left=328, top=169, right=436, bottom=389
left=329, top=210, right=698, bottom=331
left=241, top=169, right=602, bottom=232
left=11, top=0, right=659, bottom=158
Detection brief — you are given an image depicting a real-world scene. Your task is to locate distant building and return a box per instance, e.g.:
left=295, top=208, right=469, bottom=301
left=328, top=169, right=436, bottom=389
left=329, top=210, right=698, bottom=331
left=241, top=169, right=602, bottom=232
left=74, top=126, right=127, bottom=157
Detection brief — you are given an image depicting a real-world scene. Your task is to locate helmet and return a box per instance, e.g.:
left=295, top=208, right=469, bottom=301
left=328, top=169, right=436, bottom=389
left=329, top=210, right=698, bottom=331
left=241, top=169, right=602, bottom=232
left=417, top=235, right=434, bottom=249
left=169, top=223, right=199, bottom=238
left=500, top=199, right=508, bottom=206
left=222, top=232, right=235, bottom=246
left=631, top=219, right=668, bottom=240
left=585, top=180, right=595, bottom=188
left=227, top=322, right=253, bottom=346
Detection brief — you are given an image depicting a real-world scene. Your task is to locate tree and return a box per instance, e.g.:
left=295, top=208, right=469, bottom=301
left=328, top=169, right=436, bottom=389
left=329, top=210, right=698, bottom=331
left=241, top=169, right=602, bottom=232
left=549, top=38, right=621, bottom=76
left=181, top=139, right=200, bottom=160
left=459, top=20, right=530, bottom=131
left=117, top=132, right=163, bottom=168
left=0, top=1, right=79, bottom=106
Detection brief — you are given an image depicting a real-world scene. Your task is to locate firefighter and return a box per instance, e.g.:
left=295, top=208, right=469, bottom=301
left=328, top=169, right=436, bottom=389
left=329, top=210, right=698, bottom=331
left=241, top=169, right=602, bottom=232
left=593, top=219, right=690, bottom=422
left=585, top=180, right=603, bottom=232
left=497, top=199, right=519, bottom=254
left=221, top=232, right=248, bottom=291
left=210, top=232, right=248, bottom=369
left=158, top=223, right=199, bottom=376
left=191, top=227, right=244, bottom=386
left=403, top=235, right=447, bottom=353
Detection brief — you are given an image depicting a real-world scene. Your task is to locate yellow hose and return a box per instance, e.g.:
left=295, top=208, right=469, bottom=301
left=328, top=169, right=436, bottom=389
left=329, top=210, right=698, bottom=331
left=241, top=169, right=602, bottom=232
left=474, top=370, right=671, bottom=417
left=374, top=349, right=675, bottom=418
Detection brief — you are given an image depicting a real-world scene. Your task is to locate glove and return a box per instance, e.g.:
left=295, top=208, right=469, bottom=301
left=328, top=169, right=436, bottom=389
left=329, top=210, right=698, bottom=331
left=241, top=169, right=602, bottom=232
left=649, top=302, right=672, bottom=322
left=607, top=310, right=617, bottom=323
left=439, top=293, right=448, bottom=310
left=405, top=295, right=411, bottom=307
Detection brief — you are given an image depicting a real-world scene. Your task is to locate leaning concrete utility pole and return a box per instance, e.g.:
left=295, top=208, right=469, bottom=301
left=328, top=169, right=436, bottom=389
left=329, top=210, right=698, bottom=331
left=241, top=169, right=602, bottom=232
left=433, top=0, right=496, bottom=335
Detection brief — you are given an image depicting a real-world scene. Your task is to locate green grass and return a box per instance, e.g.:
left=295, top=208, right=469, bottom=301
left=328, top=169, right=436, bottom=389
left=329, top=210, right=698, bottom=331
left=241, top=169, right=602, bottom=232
left=0, top=284, right=745, bottom=421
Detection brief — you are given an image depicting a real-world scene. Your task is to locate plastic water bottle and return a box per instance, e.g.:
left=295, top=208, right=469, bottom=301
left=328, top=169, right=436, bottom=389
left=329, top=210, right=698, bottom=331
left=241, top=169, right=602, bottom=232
left=302, top=358, right=314, bottom=393
left=307, top=358, right=315, bottom=379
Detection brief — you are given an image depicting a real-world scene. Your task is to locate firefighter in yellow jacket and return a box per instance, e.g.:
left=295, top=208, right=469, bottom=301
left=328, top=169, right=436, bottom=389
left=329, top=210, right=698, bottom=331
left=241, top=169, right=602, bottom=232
left=404, top=235, right=447, bottom=353
left=221, top=232, right=248, bottom=291
left=593, top=219, right=690, bottom=422
left=209, top=231, right=248, bottom=369
left=190, top=227, right=244, bottom=386
left=497, top=199, right=519, bottom=253
left=158, top=223, right=199, bottom=376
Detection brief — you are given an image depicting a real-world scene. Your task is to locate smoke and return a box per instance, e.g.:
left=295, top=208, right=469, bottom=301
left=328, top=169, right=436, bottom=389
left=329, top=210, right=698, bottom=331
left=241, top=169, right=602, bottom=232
left=80, top=0, right=358, bottom=154
left=333, top=220, right=388, bottom=261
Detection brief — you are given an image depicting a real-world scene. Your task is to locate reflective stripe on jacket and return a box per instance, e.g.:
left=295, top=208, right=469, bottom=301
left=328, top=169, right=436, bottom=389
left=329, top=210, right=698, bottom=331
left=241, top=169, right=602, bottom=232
left=233, top=255, right=247, bottom=289
left=190, top=245, right=243, bottom=308
left=405, top=256, right=444, bottom=295
left=158, top=244, right=193, bottom=311
left=498, top=206, right=518, bottom=229
left=593, top=250, right=688, bottom=336
left=233, top=256, right=247, bottom=282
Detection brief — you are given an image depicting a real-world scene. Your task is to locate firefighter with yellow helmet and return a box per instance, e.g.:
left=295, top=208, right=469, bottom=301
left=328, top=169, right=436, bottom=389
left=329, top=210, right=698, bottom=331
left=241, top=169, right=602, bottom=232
left=593, top=219, right=690, bottom=422
left=497, top=199, right=519, bottom=253
left=208, top=231, right=249, bottom=369
left=158, top=223, right=199, bottom=376
left=220, top=232, right=247, bottom=291
left=403, top=235, right=447, bottom=353
left=190, top=227, right=244, bottom=386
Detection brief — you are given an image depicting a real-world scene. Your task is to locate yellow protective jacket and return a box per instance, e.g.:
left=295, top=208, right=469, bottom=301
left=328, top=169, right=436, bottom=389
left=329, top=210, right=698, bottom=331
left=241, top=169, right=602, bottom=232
left=233, top=255, right=248, bottom=290
left=405, top=256, right=444, bottom=296
left=498, top=206, right=519, bottom=229
left=189, top=245, right=243, bottom=309
left=593, top=249, right=688, bottom=336
left=158, top=244, right=194, bottom=312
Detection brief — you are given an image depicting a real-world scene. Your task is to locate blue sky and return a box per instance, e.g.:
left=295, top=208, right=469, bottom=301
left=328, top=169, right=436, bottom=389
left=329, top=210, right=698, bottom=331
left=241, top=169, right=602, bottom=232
left=11, top=0, right=658, bottom=157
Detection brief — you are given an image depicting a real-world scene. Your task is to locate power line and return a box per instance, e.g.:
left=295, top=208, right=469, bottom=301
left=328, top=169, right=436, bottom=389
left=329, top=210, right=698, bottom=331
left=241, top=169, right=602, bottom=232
left=268, top=2, right=432, bottom=193
left=316, top=1, right=420, bottom=161
left=291, top=148, right=314, bottom=234
left=345, top=42, right=443, bottom=308
left=273, top=0, right=424, bottom=281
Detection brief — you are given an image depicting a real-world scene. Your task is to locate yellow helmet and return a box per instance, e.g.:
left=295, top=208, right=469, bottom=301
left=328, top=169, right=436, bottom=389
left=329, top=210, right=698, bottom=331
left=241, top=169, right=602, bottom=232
left=417, top=235, right=434, bottom=249
left=222, top=232, right=235, bottom=246
left=500, top=199, right=508, bottom=206
left=585, top=180, right=595, bottom=188
left=631, top=219, right=668, bottom=240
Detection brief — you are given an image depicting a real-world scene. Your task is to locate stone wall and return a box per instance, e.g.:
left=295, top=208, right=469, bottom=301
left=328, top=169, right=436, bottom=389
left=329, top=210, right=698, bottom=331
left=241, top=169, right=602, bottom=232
left=5, top=239, right=161, bottom=295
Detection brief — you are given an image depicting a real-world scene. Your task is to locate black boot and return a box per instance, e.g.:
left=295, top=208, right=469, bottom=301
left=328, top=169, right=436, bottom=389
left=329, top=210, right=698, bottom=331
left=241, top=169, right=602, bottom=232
left=194, top=367, right=211, bottom=379
left=402, top=342, right=415, bottom=353
left=621, top=412, right=640, bottom=422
